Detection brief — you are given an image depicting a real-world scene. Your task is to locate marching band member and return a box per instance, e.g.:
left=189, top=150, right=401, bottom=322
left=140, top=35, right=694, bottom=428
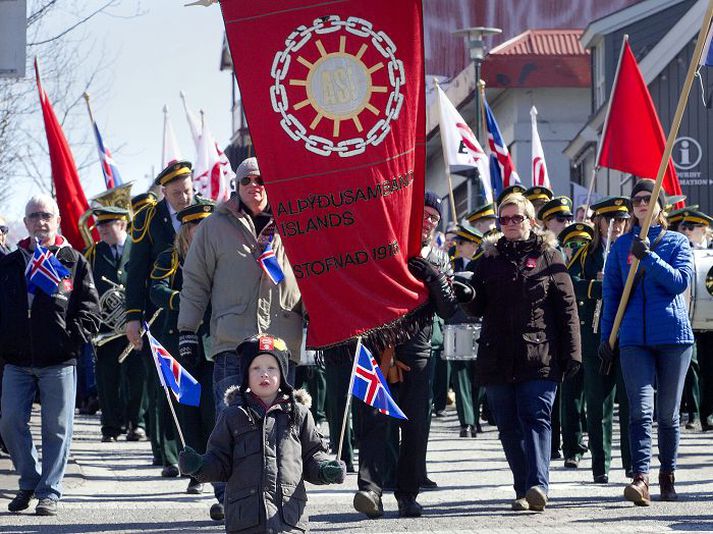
left=525, top=186, right=554, bottom=222
left=150, top=202, right=216, bottom=495
left=599, top=180, right=694, bottom=505
left=461, top=192, right=581, bottom=512
left=567, top=197, right=631, bottom=483
left=85, top=206, right=148, bottom=443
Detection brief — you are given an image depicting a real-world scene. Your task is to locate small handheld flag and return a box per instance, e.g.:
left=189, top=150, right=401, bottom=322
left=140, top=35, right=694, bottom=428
left=258, top=237, right=285, bottom=285
left=145, top=325, right=201, bottom=407
left=25, top=244, right=70, bottom=296
left=352, top=344, right=407, bottom=420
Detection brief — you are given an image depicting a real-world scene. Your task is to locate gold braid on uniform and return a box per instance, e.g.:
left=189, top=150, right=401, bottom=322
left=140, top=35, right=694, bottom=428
left=150, top=249, right=179, bottom=280
left=566, top=243, right=588, bottom=271
left=83, top=243, right=97, bottom=266
left=131, top=203, right=157, bottom=244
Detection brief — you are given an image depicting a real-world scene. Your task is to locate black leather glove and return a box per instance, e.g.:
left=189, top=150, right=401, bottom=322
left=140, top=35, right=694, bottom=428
left=178, top=332, right=200, bottom=370
left=453, top=280, right=474, bottom=303
left=597, top=340, right=618, bottom=376
left=319, top=459, right=347, bottom=484
left=564, top=360, right=581, bottom=380
left=630, top=236, right=650, bottom=260
left=408, top=257, right=457, bottom=319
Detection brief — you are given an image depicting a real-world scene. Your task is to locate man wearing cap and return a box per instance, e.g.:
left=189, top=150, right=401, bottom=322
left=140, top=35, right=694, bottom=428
left=568, top=197, right=631, bottom=482
left=525, top=186, right=554, bottom=219
left=178, top=156, right=303, bottom=521
left=85, top=207, right=148, bottom=443
left=125, top=160, right=199, bottom=476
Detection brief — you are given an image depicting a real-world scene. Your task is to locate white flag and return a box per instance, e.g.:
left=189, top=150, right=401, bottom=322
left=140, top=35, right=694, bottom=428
left=193, top=118, right=233, bottom=203
left=179, top=91, right=202, bottom=150
left=530, top=106, right=551, bottom=189
left=161, top=105, right=183, bottom=169
left=436, top=85, right=492, bottom=203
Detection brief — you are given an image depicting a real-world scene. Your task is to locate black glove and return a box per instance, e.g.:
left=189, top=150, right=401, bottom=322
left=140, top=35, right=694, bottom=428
left=408, top=257, right=457, bottom=319
left=453, top=280, right=474, bottom=303
left=630, top=236, right=650, bottom=260
left=178, top=332, right=200, bottom=370
left=319, top=459, right=347, bottom=484
left=564, top=360, right=581, bottom=380
left=179, top=446, right=203, bottom=475
left=597, top=340, right=618, bottom=376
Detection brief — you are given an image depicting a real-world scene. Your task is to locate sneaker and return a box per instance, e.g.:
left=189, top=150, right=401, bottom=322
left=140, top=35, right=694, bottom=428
left=126, top=427, right=147, bottom=442
left=525, top=486, right=548, bottom=512
left=353, top=490, right=384, bottom=519
left=8, top=490, right=34, bottom=512
left=511, top=497, right=529, bottom=511
left=35, top=498, right=58, bottom=516
left=396, top=495, right=422, bottom=518
left=161, top=464, right=180, bottom=478
left=209, top=502, right=224, bottom=521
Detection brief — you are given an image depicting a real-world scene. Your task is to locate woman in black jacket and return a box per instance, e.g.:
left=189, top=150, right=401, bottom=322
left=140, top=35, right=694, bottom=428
left=462, top=192, right=581, bottom=512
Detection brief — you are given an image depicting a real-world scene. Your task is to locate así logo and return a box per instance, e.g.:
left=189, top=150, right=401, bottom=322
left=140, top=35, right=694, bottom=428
left=672, top=136, right=702, bottom=171
left=270, top=15, right=405, bottom=158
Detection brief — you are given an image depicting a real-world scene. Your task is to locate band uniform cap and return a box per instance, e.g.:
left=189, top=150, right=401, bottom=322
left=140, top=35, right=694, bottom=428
left=496, top=185, right=527, bottom=205
left=525, top=186, right=553, bottom=203
left=680, top=209, right=713, bottom=227
left=131, top=192, right=157, bottom=212
left=466, top=203, right=497, bottom=223
left=590, top=196, right=631, bottom=219
left=537, top=196, right=573, bottom=221
left=667, top=204, right=698, bottom=224
left=236, top=157, right=260, bottom=183
left=454, top=224, right=483, bottom=244
left=155, top=160, right=192, bottom=186
left=177, top=202, right=215, bottom=225
left=92, top=206, right=130, bottom=224
left=664, top=194, right=687, bottom=210
left=558, top=222, right=595, bottom=246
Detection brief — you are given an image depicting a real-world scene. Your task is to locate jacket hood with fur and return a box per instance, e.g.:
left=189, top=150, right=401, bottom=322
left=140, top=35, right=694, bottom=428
left=482, top=228, right=558, bottom=258
left=224, top=385, right=312, bottom=408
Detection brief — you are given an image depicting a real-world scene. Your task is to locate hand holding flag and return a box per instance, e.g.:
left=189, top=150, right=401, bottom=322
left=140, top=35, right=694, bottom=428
left=25, top=243, right=70, bottom=296
left=258, top=237, right=285, bottom=285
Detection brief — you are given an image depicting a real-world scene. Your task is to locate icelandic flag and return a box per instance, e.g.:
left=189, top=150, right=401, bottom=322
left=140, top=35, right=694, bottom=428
left=484, top=98, right=521, bottom=189
left=351, top=344, right=407, bottom=420
left=92, top=122, right=122, bottom=189
left=145, top=325, right=201, bottom=407
left=258, top=237, right=285, bottom=285
left=701, top=24, right=713, bottom=67
left=25, top=244, right=70, bottom=296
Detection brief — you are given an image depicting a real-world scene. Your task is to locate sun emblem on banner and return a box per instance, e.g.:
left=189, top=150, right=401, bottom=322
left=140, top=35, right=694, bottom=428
left=270, top=15, right=405, bottom=158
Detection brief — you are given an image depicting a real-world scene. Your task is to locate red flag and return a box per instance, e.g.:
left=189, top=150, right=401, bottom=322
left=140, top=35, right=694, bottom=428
left=220, top=1, right=427, bottom=350
left=34, top=58, right=94, bottom=249
left=598, top=42, right=683, bottom=205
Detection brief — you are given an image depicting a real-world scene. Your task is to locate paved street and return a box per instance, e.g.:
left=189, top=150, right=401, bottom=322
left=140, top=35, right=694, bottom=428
left=2, top=406, right=713, bottom=533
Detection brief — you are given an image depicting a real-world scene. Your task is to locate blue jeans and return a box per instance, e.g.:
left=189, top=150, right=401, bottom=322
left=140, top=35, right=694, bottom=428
left=486, top=380, right=558, bottom=497
left=0, top=364, right=76, bottom=500
left=620, top=344, right=693, bottom=475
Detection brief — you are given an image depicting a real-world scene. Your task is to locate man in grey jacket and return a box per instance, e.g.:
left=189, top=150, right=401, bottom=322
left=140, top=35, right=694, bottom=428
left=177, top=156, right=303, bottom=520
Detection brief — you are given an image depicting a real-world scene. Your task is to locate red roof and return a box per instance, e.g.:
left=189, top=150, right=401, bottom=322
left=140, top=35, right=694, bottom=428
left=482, top=29, right=590, bottom=88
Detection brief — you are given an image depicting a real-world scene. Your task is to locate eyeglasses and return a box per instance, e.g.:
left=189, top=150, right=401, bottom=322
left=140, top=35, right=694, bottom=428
left=498, top=214, right=526, bottom=226
left=0, top=225, right=7, bottom=234
left=423, top=213, right=440, bottom=224
left=239, top=175, right=264, bottom=186
left=554, top=215, right=574, bottom=223
left=27, top=212, right=55, bottom=221
left=631, top=195, right=652, bottom=207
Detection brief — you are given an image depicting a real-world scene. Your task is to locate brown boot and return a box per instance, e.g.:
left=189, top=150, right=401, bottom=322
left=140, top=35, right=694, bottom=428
left=659, top=471, right=678, bottom=501
left=624, top=473, right=651, bottom=506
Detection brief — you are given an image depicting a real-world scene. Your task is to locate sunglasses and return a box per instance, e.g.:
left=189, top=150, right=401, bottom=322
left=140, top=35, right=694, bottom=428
left=631, top=195, right=652, bottom=207
left=680, top=222, right=706, bottom=230
left=239, top=175, right=264, bottom=186
left=27, top=211, right=55, bottom=221
left=0, top=225, right=8, bottom=234
left=554, top=215, right=574, bottom=223
left=498, top=214, right=526, bottom=226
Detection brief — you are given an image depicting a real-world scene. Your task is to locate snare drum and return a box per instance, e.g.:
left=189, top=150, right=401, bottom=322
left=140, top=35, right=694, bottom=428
left=689, top=250, right=713, bottom=331
left=442, top=323, right=480, bottom=360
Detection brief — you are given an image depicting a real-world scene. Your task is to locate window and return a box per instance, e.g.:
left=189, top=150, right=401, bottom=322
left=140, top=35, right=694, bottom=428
left=594, top=43, right=606, bottom=110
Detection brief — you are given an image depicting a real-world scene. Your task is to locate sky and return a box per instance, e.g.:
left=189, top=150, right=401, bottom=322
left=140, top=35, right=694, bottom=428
left=4, top=0, right=233, bottom=227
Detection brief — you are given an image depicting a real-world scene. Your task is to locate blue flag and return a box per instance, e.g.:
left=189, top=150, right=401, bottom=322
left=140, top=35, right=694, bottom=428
left=258, top=237, right=285, bottom=285
left=351, top=344, right=407, bottom=420
left=25, top=245, right=70, bottom=296
left=146, top=325, right=201, bottom=407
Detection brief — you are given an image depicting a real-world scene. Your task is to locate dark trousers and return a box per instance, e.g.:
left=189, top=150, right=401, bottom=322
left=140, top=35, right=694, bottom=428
left=140, top=345, right=178, bottom=466
left=357, top=338, right=432, bottom=499
left=121, top=349, right=149, bottom=432
left=177, top=361, right=215, bottom=454
left=431, top=355, right=450, bottom=413
left=452, top=360, right=476, bottom=427
left=95, top=337, right=127, bottom=437
left=324, top=358, right=355, bottom=468
left=561, top=365, right=587, bottom=458
left=681, top=342, right=701, bottom=423
left=697, top=332, right=713, bottom=426
left=486, top=379, right=558, bottom=497
left=295, top=364, right=327, bottom=423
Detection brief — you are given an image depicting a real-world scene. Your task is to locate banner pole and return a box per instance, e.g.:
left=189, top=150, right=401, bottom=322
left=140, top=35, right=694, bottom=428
left=584, top=35, right=629, bottom=216
left=336, top=337, right=361, bottom=461
left=607, top=2, right=713, bottom=350
left=161, top=105, right=168, bottom=169
left=434, top=79, right=459, bottom=223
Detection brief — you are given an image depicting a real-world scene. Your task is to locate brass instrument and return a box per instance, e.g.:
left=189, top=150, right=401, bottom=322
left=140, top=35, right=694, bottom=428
left=78, top=182, right=135, bottom=249
left=117, top=308, right=163, bottom=363
left=592, top=223, right=614, bottom=333
left=92, top=276, right=127, bottom=347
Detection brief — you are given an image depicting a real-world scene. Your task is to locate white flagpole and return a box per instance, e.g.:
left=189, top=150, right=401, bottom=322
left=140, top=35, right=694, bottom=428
left=336, top=337, right=362, bottom=461
left=161, top=105, right=168, bottom=169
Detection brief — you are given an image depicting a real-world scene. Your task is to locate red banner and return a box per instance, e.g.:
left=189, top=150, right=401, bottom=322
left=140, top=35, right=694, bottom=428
left=220, top=0, right=427, bottom=349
